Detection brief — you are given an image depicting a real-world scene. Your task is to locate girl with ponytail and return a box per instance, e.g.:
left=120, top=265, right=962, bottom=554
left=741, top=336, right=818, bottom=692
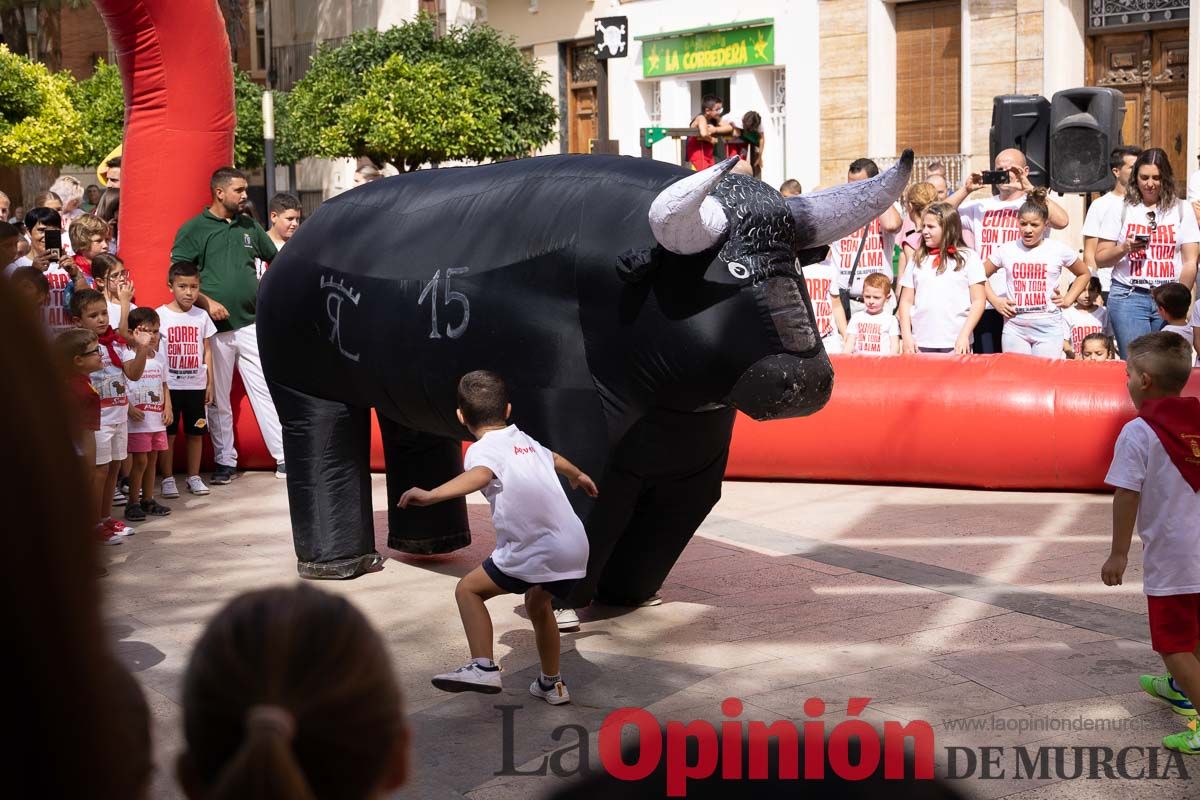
left=177, top=585, right=409, bottom=800
left=983, top=188, right=1091, bottom=358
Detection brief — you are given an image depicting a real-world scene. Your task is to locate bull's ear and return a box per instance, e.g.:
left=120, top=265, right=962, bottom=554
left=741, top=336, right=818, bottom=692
left=648, top=157, right=737, bottom=254
left=795, top=245, right=830, bottom=267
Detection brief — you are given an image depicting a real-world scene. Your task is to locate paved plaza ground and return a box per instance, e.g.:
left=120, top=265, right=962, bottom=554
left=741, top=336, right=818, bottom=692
left=105, top=473, right=1196, bottom=799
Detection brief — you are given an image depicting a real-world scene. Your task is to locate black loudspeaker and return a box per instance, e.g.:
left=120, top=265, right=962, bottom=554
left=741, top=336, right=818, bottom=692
left=1049, top=88, right=1126, bottom=193
left=990, top=95, right=1051, bottom=188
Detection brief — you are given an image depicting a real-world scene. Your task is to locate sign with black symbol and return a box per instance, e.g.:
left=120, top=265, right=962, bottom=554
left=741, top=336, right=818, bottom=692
left=594, top=16, right=628, bottom=59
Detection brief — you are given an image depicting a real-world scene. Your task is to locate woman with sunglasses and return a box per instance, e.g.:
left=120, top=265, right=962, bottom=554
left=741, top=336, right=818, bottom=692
left=1096, top=148, right=1200, bottom=356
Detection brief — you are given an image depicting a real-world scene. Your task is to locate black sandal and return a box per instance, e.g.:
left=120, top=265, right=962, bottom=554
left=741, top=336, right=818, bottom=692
left=141, top=499, right=172, bottom=516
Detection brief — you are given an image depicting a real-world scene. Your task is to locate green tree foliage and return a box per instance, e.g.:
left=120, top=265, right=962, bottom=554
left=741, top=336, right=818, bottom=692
left=68, top=59, right=123, bottom=166
left=0, top=45, right=82, bottom=165
left=283, top=16, right=556, bottom=169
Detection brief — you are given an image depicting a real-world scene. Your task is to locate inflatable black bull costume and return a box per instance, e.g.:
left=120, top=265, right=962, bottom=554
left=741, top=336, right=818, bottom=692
left=258, top=152, right=912, bottom=604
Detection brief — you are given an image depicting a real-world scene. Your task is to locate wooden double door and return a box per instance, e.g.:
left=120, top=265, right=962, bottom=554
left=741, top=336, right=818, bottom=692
left=1088, top=28, right=1189, bottom=189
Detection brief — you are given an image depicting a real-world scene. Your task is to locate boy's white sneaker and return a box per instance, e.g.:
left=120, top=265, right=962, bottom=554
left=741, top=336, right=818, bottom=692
left=432, top=662, right=503, bottom=694
left=530, top=678, right=571, bottom=705
left=555, top=608, right=580, bottom=631
left=160, top=477, right=180, bottom=498
left=186, top=476, right=210, bottom=495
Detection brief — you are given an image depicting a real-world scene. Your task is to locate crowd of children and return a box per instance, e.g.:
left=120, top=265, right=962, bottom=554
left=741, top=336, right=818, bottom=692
left=1, top=188, right=303, bottom=546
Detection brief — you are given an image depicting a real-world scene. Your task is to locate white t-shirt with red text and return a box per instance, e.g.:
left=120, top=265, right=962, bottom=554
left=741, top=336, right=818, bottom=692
left=821, top=217, right=895, bottom=297
left=988, top=239, right=1078, bottom=317
left=43, top=265, right=73, bottom=335
left=1098, top=201, right=1200, bottom=289
left=128, top=354, right=169, bottom=434
left=107, top=300, right=136, bottom=333
left=463, top=424, right=589, bottom=583
left=846, top=310, right=899, bottom=355
left=801, top=261, right=841, bottom=339
left=1081, top=192, right=1125, bottom=291
left=92, top=339, right=133, bottom=426
left=899, top=250, right=987, bottom=349
left=1062, top=305, right=1109, bottom=355
left=959, top=196, right=1025, bottom=302
left=156, top=304, right=217, bottom=390
left=1106, top=418, right=1200, bottom=596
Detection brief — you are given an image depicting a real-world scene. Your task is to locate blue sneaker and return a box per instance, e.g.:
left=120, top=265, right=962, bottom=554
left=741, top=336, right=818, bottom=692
left=210, top=463, right=237, bottom=486
left=1141, top=674, right=1196, bottom=717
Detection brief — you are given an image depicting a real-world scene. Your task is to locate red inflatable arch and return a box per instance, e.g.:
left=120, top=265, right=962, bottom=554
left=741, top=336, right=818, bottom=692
left=97, top=3, right=1198, bottom=491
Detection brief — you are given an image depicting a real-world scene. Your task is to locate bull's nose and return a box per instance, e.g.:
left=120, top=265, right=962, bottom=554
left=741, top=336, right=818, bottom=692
left=728, top=353, right=833, bottom=421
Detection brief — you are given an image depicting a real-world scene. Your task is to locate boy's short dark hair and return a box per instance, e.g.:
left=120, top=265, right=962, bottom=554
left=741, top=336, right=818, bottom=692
left=24, top=206, right=62, bottom=231
left=69, top=288, right=106, bottom=319
left=269, top=192, right=302, bottom=215
left=1086, top=276, right=1102, bottom=295
left=126, top=307, right=160, bottom=330
left=848, top=158, right=880, bottom=178
left=862, top=272, right=892, bottom=294
left=168, top=261, right=200, bottom=284
left=90, top=253, right=123, bottom=283
left=55, top=328, right=98, bottom=365
left=11, top=266, right=49, bottom=296
left=1151, top=281, right=1191, bottom=319
left=0, top=220, right=19, bottom=240
left=210, top=167, right=247, bottom=194
left=778, top=179, right=802, bottom=195
left=1110, top=145, right=1142, bottom=170
left=457, top=371, right=509, bottom=429
left=1127, top=332, right=1193, bottom=394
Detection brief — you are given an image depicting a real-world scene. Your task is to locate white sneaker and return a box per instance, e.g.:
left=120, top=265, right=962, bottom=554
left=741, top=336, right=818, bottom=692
left=555, top=608, right=580, bottom=631
left=186, top=476, right=210, bottom=495
left=432, top=662, right=503, bottom=694
left=160, top=476, right=180, bottom=499
left=639, top=594, right=664, bottom=607
left=112, top=488, right=126, bottom=506
left=530, top=678, right=571, bottom=705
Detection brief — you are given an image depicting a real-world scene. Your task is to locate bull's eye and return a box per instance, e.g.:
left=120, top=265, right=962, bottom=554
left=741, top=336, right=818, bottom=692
left=727, top=262, right=749, bottom=280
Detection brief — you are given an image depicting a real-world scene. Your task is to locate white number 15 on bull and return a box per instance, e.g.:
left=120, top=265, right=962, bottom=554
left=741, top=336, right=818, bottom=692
left=417, top=267, right=470, bottom=339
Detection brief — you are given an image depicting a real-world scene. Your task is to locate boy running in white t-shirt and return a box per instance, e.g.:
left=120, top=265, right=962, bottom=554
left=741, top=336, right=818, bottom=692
left=1062, top=277, right=1110, bottom=359
left=1102, top=333, right=1200, bottom=754
left=844, top=272, right=900, bottom=355
left=399, top=371, right=597, bottom=704
left=984, top=189, right=1090, bottom=359
left=156, top=262, right=217, bottom=496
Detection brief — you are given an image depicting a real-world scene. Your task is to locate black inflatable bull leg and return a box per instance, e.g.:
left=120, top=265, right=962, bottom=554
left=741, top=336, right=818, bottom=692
left=565, top=406, right=737, bottom=608
left=377, top=416, right=472, bottom=555
left=272, top=383, right=381, bottom=579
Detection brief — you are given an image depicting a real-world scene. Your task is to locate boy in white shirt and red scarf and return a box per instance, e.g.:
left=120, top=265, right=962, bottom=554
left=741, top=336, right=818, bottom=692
left=1102, top=332, right=1200, bottom=754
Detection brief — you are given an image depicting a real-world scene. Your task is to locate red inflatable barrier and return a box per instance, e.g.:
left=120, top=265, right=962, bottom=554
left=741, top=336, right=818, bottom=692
left=226, top=354, right=1197, bottom=490
left=96, top=0, right=235, bottom=310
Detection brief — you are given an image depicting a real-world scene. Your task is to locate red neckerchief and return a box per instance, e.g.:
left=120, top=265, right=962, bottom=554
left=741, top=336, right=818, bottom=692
left=97, top=326, right=125, bottom=369
left=927, top=246, right=957, bottom=269
left=74, top=254, right=92, bottom=277
left=1138, top=397, right=1200, bottom=492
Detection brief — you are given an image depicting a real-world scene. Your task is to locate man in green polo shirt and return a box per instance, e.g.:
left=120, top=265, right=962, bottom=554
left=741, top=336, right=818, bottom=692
left=171, top=167, right=283, bottom=485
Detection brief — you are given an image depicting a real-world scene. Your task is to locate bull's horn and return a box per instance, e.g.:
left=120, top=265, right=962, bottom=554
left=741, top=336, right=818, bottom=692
left=648, top=156, right=737, bottom=254
left=786, top=150, right=914, bottom=250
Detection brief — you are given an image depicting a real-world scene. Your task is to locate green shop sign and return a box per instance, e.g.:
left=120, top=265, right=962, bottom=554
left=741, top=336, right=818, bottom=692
left=640, top=23, right=774, bottom=78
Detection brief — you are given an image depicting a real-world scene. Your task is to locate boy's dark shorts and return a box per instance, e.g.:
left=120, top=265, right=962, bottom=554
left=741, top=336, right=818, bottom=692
left=168, top=389, right=209, bottom=437
left=483, top=557, right=578, bottom=601
left=1147, top=593, right=1200, bottom=654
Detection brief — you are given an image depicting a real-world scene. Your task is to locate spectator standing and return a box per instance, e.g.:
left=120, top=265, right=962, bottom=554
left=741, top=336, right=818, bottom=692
left=1062, top=277, right=1109, bottom=359
left=353, top=163, right=384, bottom=185
left=170, top=168, right=283, bottom=484
left=124, top=307, right=172, bottom=522
left=1080, top=332, right=1119, bottom=361
left=50, top=176, right=86, bottom=224
left=953, top=149, right=1070, bottom=353
left=96, top=189, right=119, bottom=254
left=1189, top=154, right=1199, bottom=215
left=81, top=183, right=102, bottom=213
left=1152, top=282, right=1197, bottom=365
left=823, top=158, right=904, bottom=323
left=927, top=173, right=950, bottom=202
left=22, top=207, right=88, bottom=335
left=844, top=273, right=900, bottom=355
left=0, top=190, right=9, bottom=221
left=898, top=202, right=986, bottom=354
left=685, top=95, right=733, bottom=172
left=897, top=182, right=940, bottom=282
left=67, top=214, right=110, bottom=279
left=801, top=259, right=848, bottom=354
left=101, top=156, right=121, bottom=188
left=723, top=110, right=764, bottom=178
left=1082, top=146, right=1142, bottom=301
left=984, top=190, right=1090, bottom=359
left=256, top=193, right=302, bottom=279
left=779, top=180, right=802, bottom=197
left=1096, top=148, right=1200, bottom=356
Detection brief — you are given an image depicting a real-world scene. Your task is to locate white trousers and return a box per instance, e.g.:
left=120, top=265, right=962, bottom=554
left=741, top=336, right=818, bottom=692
left=208, top=324, right=284, bottom=466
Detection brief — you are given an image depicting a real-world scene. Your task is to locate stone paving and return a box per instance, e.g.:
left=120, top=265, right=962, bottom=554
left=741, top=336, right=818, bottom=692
left=105, top=474, right=1196, bottom=799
